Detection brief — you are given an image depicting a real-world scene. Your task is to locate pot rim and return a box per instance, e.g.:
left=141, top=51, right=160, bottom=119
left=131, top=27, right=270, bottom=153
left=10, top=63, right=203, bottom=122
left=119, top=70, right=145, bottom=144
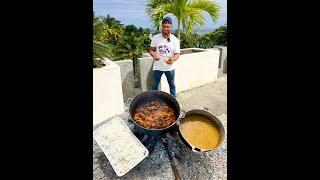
left=178, top=109, right=225, bottom=152
left=128, top=90, right=183, bottom=131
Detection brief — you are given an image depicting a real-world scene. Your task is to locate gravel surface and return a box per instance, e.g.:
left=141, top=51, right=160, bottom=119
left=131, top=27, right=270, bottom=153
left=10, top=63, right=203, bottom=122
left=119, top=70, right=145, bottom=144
left=93, top=74, right=227, bottom=180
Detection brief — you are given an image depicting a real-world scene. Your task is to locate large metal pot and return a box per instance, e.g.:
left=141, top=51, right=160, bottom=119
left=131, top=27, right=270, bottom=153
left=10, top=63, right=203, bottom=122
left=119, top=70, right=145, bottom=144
left=177, top=109, right=225, bottom=155
left=128, top=90, right=185, bottom=136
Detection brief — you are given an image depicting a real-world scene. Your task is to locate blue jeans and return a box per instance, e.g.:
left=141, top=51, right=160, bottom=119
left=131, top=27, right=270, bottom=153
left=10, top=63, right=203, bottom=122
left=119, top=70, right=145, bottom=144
left=151, top=70, right=176, bottom=97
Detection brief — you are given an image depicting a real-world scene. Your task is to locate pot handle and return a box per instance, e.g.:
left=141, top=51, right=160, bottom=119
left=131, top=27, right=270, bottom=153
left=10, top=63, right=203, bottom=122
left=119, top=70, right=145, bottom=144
left=179, top=109, right=186, bottom=118
left=191, top=146, right=203, bottom=154
left=192, top=147, right=214, bottom=160
left=177, top=109, right=186, bottom=125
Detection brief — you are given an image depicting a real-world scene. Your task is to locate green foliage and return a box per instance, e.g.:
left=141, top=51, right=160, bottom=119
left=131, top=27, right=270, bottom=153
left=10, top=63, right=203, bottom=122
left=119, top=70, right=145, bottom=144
left=93, top=41, right=114, bottom=68
left=93, top=14, right=123, bottom=43
left=92, top=13, right=226, bottom=67
left=179, top=32, right=200, bottom=49
left=93, top=13, right=152, bottom=63
left=196, top=25, right=227, bottom=48
left=146, top=0, right=220, bottom=39
left=210, top=25, right=227, bottom=45
left=93, top=40, right=113, bottom=59
left=179, top=24, right=227, bottom=49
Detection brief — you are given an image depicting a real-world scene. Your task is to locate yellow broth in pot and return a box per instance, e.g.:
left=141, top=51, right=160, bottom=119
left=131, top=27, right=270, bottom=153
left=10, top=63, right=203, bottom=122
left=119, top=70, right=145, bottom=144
left=180, top=115, right=220, bottom=150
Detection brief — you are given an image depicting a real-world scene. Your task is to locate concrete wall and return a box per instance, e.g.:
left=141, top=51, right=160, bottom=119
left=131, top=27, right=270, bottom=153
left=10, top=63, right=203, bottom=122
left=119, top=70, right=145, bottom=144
left=213, top=46, right=227, bottom=73
left=142, top=53, right=151, bottom=58
left=160, top=48, right=220, bottom=94
left=114, top=59, right=135, bottom=101
left=138, top=57, right=154, bottom=92
left=93, top=59, right=124, bottom=126
left=180, top=48, right=205, bottom=55
left=223, top=56, right=227, bottom=73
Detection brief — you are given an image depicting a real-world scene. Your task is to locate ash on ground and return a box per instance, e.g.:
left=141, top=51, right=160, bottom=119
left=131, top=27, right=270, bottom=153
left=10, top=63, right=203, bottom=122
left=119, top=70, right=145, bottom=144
left=93, top=113, right=227, bottom=180
left=94, top=75, right=227, bottom=180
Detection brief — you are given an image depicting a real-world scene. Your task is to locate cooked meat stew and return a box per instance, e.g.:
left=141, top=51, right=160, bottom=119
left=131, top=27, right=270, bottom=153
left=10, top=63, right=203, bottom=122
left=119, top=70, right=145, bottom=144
left=133, top=101, right=176, bottom=129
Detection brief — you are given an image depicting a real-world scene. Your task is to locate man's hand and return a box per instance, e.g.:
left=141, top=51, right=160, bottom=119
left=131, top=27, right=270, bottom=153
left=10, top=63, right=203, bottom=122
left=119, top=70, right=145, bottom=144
left=153, top=53, right=161, bottom=61
left=149, top=47, right=160, bottom=61
left=166, top=57, right=174, bottom=65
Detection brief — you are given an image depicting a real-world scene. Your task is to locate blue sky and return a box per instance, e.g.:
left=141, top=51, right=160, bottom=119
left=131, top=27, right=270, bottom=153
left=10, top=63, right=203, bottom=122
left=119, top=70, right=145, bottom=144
left=93, top=0, right=227, bottom=31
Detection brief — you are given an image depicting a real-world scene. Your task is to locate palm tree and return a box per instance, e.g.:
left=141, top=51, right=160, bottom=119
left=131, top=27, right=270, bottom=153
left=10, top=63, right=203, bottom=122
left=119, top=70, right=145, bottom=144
left=114, top=32, right=151, bottom=80
left=93, top=14, right=123, bottom=43
left=146, top=0, right=220, bottom=40
left=93, top=13, right=124, bottom=64
left=113, top=32, right=147, bottom=61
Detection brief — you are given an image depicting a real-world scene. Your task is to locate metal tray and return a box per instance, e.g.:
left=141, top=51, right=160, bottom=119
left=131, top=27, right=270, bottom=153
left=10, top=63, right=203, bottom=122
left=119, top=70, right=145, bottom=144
left=93, top=117, right=149, bottom=176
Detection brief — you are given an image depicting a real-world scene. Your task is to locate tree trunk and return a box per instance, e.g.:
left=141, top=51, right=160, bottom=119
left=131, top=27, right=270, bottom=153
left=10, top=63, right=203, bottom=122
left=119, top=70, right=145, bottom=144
left=177, top=19, right=181, bottom=40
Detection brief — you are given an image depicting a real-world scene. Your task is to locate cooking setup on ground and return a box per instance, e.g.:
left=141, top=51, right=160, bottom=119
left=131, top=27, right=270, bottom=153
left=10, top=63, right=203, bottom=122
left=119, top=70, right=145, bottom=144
left=93, top=90, right=225, bottom=178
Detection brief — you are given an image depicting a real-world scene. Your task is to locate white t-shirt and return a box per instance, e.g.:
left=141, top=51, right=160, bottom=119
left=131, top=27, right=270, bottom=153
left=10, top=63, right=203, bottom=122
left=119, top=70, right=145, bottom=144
left=150, top=33, right=180, bottom=71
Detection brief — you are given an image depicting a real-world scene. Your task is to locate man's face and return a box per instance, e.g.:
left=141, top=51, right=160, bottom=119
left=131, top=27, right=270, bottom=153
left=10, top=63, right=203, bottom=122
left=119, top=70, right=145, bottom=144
left=162, top=22, right=172, bottom=35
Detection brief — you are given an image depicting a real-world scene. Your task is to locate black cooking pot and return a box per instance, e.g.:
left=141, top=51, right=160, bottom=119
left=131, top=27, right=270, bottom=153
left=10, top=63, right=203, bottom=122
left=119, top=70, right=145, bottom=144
left=128, top=90, right=185, bottom=136
left=177, top=109, right=225, bottom=155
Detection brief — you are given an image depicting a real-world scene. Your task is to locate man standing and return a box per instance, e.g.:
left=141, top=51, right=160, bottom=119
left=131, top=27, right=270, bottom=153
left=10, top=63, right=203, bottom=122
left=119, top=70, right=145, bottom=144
left=149, top=17, right=180, bottom=97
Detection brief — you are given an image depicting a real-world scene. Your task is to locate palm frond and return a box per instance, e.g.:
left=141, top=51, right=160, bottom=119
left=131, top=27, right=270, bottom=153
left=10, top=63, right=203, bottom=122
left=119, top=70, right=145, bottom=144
left=145, top=0, right=171, bottom=16
left=93, top=40, right=113, bottom=60
left=183, top=10, right=206, bottom=36
left=188, top=0, right=220, bottom=22
left=145, top=0, right=221, bottom=40
left=150, top=5, right=171, bottom=31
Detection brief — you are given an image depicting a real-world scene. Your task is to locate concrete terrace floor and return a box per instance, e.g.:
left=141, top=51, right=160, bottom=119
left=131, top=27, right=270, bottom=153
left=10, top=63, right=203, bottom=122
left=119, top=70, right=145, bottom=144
left=93, top=74, right=227, bottom=180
